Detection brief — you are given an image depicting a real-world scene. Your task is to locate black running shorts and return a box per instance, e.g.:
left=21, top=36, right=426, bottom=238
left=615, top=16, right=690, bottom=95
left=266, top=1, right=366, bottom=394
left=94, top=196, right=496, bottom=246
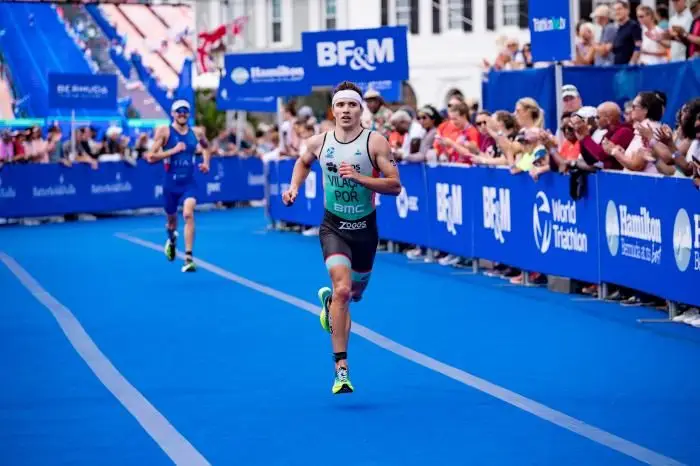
left=319, top=209, right=379, bottom=274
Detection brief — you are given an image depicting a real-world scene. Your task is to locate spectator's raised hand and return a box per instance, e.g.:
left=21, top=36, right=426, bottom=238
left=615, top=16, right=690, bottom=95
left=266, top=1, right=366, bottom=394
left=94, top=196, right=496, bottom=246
left=645, top=29, right=664, bottom=41
left=635, top=122, right=654, bottom=142
left=610, top=145, right=626, bottom=159
left=601, top=138, right=615, bottom=154
left=438, top=135, right=455, bottom=147
left=529, top=167, right=540, bottom=181
left=670, top=25, right=686, bottom=41
left=538, top=129, right=557, bottom=148
left=654, top=124, right=674, bottom=145
left=486, top=118, right=501, bottom=135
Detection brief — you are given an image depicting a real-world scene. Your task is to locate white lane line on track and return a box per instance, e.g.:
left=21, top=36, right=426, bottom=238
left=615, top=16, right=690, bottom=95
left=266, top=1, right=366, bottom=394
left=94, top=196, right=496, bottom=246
left=0, top=251, right=210, bottom=466
left=116, top=233, right=685, bottom=466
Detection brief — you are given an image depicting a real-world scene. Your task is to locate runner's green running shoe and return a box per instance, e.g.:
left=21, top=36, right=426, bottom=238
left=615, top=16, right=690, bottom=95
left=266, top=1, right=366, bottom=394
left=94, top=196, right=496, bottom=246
left=318, top=287, right=332, bottom=334
left=181, top=260, right=197, bottom=273
left=164, top=235, right=176, bottom=261
left=332, top=366, right=354, bottom=394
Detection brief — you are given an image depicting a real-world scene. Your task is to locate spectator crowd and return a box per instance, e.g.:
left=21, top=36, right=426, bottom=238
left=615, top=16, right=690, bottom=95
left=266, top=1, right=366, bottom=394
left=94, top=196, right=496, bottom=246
left=2, top=0, right=699, bottom=326
left=485, top=0, right=700, bottom=70
left=2, top=81, right=699, bottom=325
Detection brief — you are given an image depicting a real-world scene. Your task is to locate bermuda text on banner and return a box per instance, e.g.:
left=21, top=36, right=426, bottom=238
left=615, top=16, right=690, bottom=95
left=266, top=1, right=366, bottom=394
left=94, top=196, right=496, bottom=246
left=48, top=73, right=118, bottom=111
left=267, top=160, right=700, bottom=307
left=0, top=157, right=264, bottom=219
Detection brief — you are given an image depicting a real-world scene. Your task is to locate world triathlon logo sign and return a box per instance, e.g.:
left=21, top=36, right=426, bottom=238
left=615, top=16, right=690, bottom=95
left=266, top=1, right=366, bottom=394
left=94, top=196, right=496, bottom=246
left=532, top=191, right=587, bottom=254
left=533, top=191, right=553, bottom=253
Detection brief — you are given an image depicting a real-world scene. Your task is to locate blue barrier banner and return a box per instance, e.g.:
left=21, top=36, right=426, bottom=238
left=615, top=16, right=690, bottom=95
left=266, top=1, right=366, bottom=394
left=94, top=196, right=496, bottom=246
left=473, top=168, right=599, bottom=283
left=268, top=159, right=324, bottom=226
left=528, top=0, right=573, bottom=62
left=302, top=26, right=409, bottom=86
left=267, top=159, right=283, bottom=219
left=424, top=165, right=472, bottom=258
left=483, top=67, right=557, bottom=130
left=264, top=162, right=700, bottom=307
left=221, top=51, right=310, bottom=98
left=376, top=163, right=427, bottom=245
left=598, top=172, right=700, bottom=306
left=485, top=61, right=700, bottom=130
left=0, top=157, right=264, bottom=218
left=48, top=73, right=118, bottom=110
left=562, top=65, right=639, bottom=112
left=217, top=87, right=278, bottom=112
left=356, top=80, right=402, bottom=102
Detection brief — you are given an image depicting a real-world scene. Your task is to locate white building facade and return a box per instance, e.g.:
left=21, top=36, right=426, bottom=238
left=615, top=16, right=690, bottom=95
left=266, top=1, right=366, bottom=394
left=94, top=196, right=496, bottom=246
left=193, top=0, right=660, bottom=106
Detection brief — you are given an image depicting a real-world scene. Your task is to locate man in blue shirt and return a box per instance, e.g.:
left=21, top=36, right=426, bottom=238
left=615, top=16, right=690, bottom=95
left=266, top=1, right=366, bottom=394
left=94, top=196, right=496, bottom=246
left=147, top=100, right=211, bottom=272
left=612, top=1, right=643, bottom=64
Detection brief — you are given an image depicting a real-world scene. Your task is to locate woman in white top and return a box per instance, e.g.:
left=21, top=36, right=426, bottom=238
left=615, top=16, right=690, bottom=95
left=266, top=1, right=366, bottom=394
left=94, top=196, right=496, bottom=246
left=609, top=91, right=666, bottom=173
left=636, top=5, right=670, bottom=65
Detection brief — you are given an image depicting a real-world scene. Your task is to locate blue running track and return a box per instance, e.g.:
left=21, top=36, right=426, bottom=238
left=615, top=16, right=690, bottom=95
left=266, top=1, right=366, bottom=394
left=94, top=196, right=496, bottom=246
left=2, top=207, right=699, bottom=465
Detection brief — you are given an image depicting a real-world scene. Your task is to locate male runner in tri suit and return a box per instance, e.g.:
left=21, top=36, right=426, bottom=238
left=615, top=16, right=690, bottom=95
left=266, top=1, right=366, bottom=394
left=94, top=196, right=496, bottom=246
left=282, top=82, right=401, bottom=394
left=146, top=100, right=210, bottom=273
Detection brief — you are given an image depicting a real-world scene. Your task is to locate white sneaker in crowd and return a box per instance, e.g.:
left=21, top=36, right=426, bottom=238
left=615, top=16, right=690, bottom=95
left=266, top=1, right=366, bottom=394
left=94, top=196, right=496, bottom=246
left=438, top=254, right=461, bottom=266
left=673, top=308, right=699, bottom=325
left=687, top=310, right=700, bottom=328
left=405, top=247, right=423, bottom=260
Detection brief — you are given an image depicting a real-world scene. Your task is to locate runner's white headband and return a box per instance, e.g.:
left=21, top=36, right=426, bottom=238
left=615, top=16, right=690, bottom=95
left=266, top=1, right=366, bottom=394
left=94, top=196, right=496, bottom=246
left=332, top=90, right=363, bottom=107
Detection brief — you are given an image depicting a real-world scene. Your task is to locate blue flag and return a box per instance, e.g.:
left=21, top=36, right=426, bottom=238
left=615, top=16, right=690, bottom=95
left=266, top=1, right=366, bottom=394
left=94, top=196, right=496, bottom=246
left=174, top=57, right=195, bottom=125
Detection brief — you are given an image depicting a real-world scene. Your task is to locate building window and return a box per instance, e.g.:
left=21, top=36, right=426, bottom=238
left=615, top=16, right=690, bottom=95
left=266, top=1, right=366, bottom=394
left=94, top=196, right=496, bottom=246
left=580, top=0, right=594, bottom=24
left=447, top=0, right=462, bottom=30
left=410, top=0, right=419, bottom=34
left=502, top=0, right=519, bottom=27
left=486, top=0, right=495, bottom=30
left=324, top=0, right=337, bottom=30
left=270, top=0, right=282, bottom=43
left=381, top=0, right=389, bottom=26
left=396, top=0, right=411, bottom=27
left=462, top=0, right=472, bottom=32
left=518, top=0, right=528, bottom=28
left=395, top=0, right=419, bottom=34
left=432, top=0, right=441, bottom=34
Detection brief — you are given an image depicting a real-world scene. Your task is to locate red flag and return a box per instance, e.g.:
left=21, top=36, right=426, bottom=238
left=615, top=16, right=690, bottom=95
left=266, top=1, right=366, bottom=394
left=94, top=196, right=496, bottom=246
left=230, top=16, right=249, bottom=36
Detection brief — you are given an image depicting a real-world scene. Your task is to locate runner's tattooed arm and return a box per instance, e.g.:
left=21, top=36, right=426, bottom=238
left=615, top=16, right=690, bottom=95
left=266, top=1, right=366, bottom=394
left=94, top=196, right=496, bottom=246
left=338, top=131, right=401, bottom=195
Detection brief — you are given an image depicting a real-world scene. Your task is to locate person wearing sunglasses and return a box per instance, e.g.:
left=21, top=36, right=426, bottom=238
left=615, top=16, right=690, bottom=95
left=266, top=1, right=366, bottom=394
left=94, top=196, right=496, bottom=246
left=146, top=100, right=211, bottom=273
